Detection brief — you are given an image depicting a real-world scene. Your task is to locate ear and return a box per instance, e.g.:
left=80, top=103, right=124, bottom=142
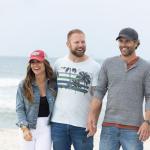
left=135, top=40, right=140, bottom=49
left=66, top=41, right=70, bottom=48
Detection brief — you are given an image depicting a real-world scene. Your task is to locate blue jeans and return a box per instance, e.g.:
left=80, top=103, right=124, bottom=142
left=51, top=122, right=93, bottom=150
left=100, top=126, right=143, bottom=150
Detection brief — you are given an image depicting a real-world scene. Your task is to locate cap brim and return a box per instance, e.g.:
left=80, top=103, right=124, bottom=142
left=116, top=34, right=133, bottom=40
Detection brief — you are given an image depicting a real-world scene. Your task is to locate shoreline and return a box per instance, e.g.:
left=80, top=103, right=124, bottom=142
left=1, top=128, right=150, bottom=150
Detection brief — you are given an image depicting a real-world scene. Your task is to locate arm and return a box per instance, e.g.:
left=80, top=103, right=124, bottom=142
left=87, top=61, right=108, bottom=136
left=16, top=82, right=28, bottom=128
left=138, top=111, right=150, bottom=141
left=87, top=97, right=102, bottom=137
left=138, top=69, right=150, bottom=141
left=16, top=82, right=32, bottom=141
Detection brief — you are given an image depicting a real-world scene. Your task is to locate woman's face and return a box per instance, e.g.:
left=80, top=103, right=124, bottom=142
left=30, top=60, right=45, bottom=76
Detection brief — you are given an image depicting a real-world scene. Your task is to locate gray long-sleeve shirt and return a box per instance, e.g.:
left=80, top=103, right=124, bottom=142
left=94, top=56, right=150, bottom=126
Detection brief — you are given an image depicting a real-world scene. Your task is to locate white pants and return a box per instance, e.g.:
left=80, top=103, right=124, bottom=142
left=19, top=117, right=51, bottom=150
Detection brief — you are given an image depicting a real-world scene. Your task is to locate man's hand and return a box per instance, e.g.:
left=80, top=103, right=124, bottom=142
left=86, top=113, right=97, bottom=137
left=137, top=122, right=150, bottom=141
left=86, top=97, right=102, bottom=137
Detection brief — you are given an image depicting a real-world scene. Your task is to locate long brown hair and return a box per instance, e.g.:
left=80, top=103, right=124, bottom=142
left=23, top=60, right=53, bottom=102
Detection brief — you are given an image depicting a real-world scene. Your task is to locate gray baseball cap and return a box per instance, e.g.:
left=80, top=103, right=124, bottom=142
left=116, top=27, right=138, bottom=41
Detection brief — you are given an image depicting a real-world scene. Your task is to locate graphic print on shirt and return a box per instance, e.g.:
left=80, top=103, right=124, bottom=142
left=56, top=66, right=92, bottom=94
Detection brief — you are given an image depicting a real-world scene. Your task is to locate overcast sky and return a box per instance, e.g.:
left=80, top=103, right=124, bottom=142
left=0, top=0, right=150, bottom=60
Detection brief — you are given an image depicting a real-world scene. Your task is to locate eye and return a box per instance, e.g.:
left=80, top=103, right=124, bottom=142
left=74, top=41, right=79, bottom=44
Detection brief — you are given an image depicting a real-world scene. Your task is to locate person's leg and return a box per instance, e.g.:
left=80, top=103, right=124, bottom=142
left=99, top=126, right=121, bottom=150
left=20, top=141, right=35, bottom=150
left=35, top=117, right=52, bottom=150
left=70, top=125, right=93, bottom=150
left=120, top=129, right=143, bottom=150
left=51, top=122, right=71, bottom=150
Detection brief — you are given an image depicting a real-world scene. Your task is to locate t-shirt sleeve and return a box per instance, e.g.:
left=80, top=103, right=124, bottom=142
left=91, top=63, right=100, bottom=87
left=93, top=60, right=108, bottom=101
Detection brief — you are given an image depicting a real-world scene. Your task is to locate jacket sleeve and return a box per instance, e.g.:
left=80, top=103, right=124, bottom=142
left=16, top=82, right=28, bottom=127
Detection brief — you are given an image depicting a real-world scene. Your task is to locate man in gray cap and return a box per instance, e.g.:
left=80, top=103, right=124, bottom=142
left=87, top=27, right=150, bottom=150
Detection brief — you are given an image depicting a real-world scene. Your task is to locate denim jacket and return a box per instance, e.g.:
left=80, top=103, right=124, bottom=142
left=16, top=79, right=57, bottom=129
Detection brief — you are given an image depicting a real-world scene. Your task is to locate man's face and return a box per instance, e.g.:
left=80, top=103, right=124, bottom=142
left=67, top=33, right=86, bottom=57
left=118, top=37, right=138, bottom=57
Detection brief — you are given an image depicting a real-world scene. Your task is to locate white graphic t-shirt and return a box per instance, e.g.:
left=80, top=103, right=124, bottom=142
left=51, top=56, right=100, bottom=128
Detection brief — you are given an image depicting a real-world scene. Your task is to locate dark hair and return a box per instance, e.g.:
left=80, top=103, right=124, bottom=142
left=23, top=60, right=53, bottom=102
left=135, top=40, right=140, bottom=49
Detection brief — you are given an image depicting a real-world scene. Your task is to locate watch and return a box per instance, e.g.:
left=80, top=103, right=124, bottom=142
left=144, top=120, right=150, bottom=125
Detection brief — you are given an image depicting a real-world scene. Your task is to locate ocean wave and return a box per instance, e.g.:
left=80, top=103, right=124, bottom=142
left=0, top=78, right=21, bottom=88
left=0, top=99, right=15, bottom=110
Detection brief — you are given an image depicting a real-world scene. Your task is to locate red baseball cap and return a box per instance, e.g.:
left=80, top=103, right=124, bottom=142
left=29, top=50, right=48, bottom=62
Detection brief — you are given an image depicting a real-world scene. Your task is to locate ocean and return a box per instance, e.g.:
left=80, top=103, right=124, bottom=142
left=0, top=56, right=104, bottom=128
left=0, top=56, right=57, bottom=128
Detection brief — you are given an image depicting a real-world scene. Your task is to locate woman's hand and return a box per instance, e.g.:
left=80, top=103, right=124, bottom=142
left=22, top=128, right=32, bottom=141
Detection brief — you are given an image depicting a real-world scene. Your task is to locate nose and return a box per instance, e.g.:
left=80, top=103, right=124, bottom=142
left=79, top=42, right=85, bottom=47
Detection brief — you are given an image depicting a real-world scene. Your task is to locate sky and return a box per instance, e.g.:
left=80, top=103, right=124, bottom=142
left=0, top=0, right=150, bottom=60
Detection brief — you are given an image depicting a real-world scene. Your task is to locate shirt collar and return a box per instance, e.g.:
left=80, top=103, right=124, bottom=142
left=127, top=56, right=139, bottom=69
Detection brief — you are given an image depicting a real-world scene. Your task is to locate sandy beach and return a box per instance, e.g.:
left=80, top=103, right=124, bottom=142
left=1, top=128, right=150, bottom=150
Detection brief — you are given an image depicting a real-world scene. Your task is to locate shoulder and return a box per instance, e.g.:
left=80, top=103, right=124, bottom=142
left=104, top=56, right=118, bottom=63
left=54, top=56, right=67, bottom=65
left=138, top=58, right=150, bottom=67
left=87, top=57, right=100, bottom=68
left=100, top=56, right=119, bottom=68
left=18, top=80, right=25, bottom=88
left=17, top=80, right=25, bottom=94
left=137, top=58, right=150, bottom=76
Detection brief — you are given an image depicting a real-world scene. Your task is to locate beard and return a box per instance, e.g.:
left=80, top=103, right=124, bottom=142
left=70, top=47, right=86, bottom=57
left=120, top=47, right=135, bottom=57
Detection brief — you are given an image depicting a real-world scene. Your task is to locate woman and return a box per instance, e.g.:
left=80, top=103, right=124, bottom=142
left=16, top=50, right=57, bottom=150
